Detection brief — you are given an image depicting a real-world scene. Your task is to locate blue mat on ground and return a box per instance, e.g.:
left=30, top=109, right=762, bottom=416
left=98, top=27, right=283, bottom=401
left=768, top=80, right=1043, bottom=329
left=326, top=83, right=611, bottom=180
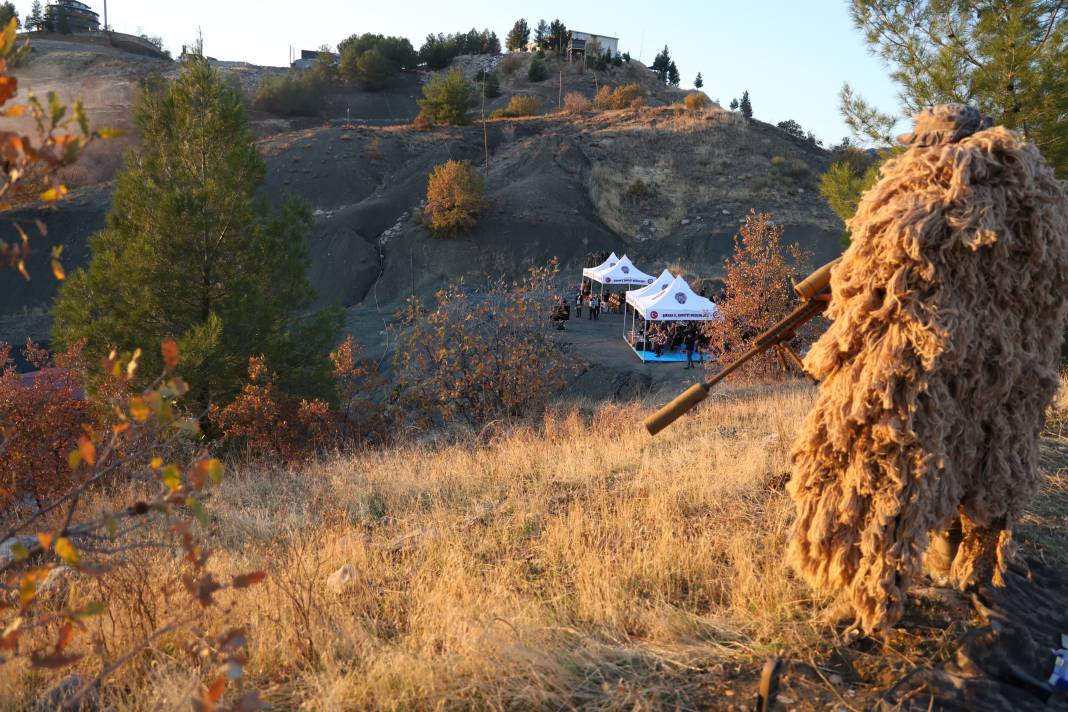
left=629, top=345, right=715, bottom=363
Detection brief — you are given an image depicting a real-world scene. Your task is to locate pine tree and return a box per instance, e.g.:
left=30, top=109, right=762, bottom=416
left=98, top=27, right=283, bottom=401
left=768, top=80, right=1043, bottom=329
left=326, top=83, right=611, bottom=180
left=506, top=19, right=530, bottom=52
left=846, top=0, right=1068, bottom=176
left=53, top=56, right=340, bottom=411
left=651, top=46, right=671, bottom=83
left=0, top=2, right=19, bottom=29
left=667, top=61, right=680, bottom=87
left=694, top=72, right=703, bottom=89
left=27, top=0, right=42, bottom=30
left=739, top=90, right=752, bottom=118
left=729, top=97, right=738, bottom=111
left=534, top=20, right=549, bottom=50
left=548, top=19, right=568, bottom=55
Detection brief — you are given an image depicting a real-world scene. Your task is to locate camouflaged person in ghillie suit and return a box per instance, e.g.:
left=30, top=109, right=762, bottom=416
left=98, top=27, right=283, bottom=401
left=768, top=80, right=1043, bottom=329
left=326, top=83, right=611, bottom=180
left=787, top=104, right=1068, bottom=634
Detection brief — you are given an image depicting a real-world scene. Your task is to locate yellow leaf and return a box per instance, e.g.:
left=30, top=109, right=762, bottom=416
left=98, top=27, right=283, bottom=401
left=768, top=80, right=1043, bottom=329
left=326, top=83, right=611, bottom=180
left=126, top=348, right=142, bottom=379
left=51, top=259, right=65, bottom=280
left=54, top=538, right=79, bottom=566
left=67, top=449, right=82, bottom=470
left=40, top=185, right=68, bottom=202
left=150, top=457, right=163, bottom=469
left=2, top=104, right=24, bottom=117
left=129, top=396, right=149, bottom=422
left=160, top=465, right=182, bottom=491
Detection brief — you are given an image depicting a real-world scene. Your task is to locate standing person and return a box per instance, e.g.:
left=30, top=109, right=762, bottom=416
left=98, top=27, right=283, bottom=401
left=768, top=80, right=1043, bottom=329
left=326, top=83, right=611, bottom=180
left=684, top=327, right=698, bottom=369
left=575, top=290, right=583, bottom=318
left=591, top=293, right=601, bottom=320
left=587, top=293, right=595, bottom=320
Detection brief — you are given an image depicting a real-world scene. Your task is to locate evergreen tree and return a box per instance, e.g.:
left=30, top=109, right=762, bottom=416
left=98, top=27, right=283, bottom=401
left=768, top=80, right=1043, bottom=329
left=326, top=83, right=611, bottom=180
left=506, top=19, right=529, bottom=52
left=729, top=97, right=739, bottom=111
left=651, top=46, right=671, bottom=82
left=739, top=90, right=752, bottom=118
left=53, top=56, right=340, bottom=411
left=667, top=61, right=680, bottom=87
left=56, top=7, right=71, bottom=34
left=527, top=55, right=548, bottom=82
left=0, top=2, right=18, bottom=29
left=846, top=0, right=1068, bottom=176
left=534, top=20, right=549, bottom=50
left=694, top=72, right=703, bottom=89
left=417, top=67, right=472, bottom=125
left=27, top=1, right=42, bottom=30
left=548, top=19, right=568, bottom=55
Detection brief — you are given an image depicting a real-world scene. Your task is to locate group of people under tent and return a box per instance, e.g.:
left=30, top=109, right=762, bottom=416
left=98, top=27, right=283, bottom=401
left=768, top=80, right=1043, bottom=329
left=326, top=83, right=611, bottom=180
left=574, top=252, right=724, bottom=366
left=627, top=320, right=709, bottom=369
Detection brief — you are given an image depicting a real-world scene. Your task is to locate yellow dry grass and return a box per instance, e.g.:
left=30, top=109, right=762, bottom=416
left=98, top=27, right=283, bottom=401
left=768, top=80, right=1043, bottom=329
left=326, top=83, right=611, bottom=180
left=7, top=375, right=1067, bottom=709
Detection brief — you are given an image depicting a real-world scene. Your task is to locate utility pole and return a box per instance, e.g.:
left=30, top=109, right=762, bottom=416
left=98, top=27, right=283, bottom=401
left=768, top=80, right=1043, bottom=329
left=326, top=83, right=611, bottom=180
left=103, top=0, right=108, bottom=31
left=481, top=77, right=489, bottom=172
left=558, top=69, right=563, bottom=112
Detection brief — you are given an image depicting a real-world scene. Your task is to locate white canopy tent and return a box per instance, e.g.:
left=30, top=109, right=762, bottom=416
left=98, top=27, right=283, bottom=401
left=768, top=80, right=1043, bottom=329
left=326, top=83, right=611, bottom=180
left=626, top=269, right=675, bottom=308
left=587, top=255, right=656, bottom=289
left=581, top=252, right=619, bottom=283
left=623, top=275, right=720, bottom=362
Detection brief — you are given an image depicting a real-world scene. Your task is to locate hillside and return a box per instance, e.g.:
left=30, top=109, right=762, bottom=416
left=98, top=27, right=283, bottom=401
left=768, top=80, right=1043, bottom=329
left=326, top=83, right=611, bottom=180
left=0, top=39, right=842, bottom=359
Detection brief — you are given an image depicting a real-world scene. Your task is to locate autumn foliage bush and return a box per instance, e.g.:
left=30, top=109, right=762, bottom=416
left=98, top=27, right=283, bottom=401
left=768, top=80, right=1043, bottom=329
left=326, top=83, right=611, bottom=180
left=683, top=92, right=709, bottom=111
left=424, top=159, right=486, bottom=237
left=210, top=337, right=387, bottom=462
left=593, top=83, right=645, bottom=111
left=704, top=210, right=812, bottom=380
left=490, top=94, right=541, bottom=118
left=562, top=91, right=591, bottom=114
left=392, top=261, right=572, bottom=428
left=0, top=340, right=90, bottom=510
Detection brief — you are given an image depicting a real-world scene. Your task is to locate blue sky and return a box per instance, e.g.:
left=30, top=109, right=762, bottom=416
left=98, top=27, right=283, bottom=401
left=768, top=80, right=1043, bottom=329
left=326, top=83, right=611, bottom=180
left=27, top=0, right=905, bottom=143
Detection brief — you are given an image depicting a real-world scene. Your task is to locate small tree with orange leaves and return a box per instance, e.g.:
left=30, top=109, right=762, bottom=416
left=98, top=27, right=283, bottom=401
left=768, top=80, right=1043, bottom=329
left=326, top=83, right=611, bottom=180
left=392, top=261, right=572, bottom=428
left=424, top=159, right=486, bottom=237
left=703, top=210, right=812, bottom=380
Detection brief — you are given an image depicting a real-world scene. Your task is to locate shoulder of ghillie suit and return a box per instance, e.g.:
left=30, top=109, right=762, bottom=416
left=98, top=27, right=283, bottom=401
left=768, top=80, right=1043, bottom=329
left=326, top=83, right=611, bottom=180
left=896, top=103, right=994, bottom=147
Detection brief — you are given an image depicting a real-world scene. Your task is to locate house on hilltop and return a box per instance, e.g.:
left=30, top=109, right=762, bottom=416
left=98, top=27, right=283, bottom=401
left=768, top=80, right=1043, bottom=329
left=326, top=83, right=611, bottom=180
left=568, top=31, right=619, bottom=60
left=291, top=48, right=339, bottom=70
left=44, top=0, right=101, bottom=33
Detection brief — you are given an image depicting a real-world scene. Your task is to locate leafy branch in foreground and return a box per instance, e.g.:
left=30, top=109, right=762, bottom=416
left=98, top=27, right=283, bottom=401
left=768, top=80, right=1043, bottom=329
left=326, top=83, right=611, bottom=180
left=0, top=339, right=265, bottom=710
left=0, top=18, right=117, bottom=279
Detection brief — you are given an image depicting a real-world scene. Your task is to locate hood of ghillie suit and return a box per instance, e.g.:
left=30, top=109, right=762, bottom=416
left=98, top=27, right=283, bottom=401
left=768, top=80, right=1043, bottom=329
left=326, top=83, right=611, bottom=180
left=787, top=104, right=1068, bottom=634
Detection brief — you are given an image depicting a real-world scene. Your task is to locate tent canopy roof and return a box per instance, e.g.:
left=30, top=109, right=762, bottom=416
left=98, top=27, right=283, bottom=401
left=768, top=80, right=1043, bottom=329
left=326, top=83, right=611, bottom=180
left=626, top=269, right=675, bottom=306
left=585, top=254, right=655, bottom=286
left=581, top=252, right=619, bottom=280
left=631, top=275, right=719, bottom=321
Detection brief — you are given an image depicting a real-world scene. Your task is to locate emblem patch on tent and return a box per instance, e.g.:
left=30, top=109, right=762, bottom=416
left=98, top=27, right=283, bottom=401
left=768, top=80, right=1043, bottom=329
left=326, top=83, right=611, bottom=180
left=650, top=310, right=659, bottom=319
left=621, top=265, right=630, bottom=274
left=674, top=292, right=687, bottom=304
left=605, top=277, right=612, bottom=283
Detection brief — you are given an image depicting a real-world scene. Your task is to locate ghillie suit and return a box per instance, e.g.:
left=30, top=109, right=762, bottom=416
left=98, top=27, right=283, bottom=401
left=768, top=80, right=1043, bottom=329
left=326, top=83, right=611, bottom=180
left=787, top=105, right=1068, bottom=634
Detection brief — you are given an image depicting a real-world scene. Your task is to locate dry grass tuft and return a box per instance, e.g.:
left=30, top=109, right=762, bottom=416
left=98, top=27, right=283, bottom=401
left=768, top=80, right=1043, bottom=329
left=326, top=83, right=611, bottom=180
left=8, top=378, right=1068, bottom=708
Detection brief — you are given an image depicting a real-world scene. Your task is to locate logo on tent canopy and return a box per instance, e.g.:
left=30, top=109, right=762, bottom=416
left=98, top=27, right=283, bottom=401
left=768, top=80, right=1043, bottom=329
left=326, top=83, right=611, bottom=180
left=646, top=278, right=653, bottom=283
left=650, top=310, right=659, bottom=319
left=605, top=277, right=612, bottom=283
left=674, top=292, right=687, bottom=304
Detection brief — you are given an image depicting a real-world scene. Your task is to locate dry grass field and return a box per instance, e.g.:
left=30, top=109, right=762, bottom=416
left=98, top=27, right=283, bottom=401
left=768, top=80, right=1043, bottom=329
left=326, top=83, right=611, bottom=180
left=6, top=376, right=1068, bottom=710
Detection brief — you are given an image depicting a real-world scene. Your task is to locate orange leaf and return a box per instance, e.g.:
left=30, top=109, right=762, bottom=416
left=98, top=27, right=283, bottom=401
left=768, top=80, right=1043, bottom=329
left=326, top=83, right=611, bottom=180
left=0, top=76, right=17, bottom=105
left=161, top=338, right=179, bottom=370
left=55, top=621, right=75, bottom=653
left=30, top=651, right=81, bottom=669
left=51, top=259, right=65, bottom=280
left=77, top=436, right=96, bottom=466
left=232, top=571, right=266, bottom=589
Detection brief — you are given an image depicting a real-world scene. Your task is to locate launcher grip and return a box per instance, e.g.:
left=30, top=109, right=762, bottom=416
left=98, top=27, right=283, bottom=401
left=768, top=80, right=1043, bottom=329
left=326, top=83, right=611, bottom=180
left=643, top=383, right=709, bottom=436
